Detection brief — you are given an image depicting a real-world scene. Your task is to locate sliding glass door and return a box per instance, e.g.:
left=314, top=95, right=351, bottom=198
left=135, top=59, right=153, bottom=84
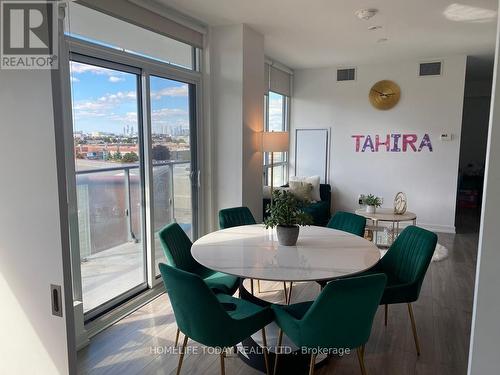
left=148, top=76, right=196, bottom=276
left=69, top=58, right=146, bottom=315
left=68, top=49, right=199, bottom=319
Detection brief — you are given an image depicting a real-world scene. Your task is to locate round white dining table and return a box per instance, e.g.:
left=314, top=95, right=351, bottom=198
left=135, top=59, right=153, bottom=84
left=191, top=224, right=380, bottom=282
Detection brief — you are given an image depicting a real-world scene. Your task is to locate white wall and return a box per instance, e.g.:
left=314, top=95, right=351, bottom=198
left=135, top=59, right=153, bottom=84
left=468, top=16, right=500, bottom=374
left=241, top=25, right=265, bottom=220
left=291, top=56, right=467, bottom=232
left=0, top=70, right=71, bottom=373
left=210, top=24, right=264, bottom=225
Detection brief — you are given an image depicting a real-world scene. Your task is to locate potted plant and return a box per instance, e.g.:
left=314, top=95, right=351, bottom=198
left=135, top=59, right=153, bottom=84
left=264, top=190, right=313, bottom=246
left=361, top=194, right=383, bottom=214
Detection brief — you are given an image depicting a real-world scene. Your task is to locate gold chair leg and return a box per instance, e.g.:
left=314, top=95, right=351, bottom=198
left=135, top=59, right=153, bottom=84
left=356, top=346, right=367, bottom=375
left=220, top=350, right=226, bottom=375
left=175, top=327, right=180, bottom=346
left=384, top=304, right=388, bottom=326
left=308, top=353, right=317, bottom=375
left=258, top=280, right=262, bottom=293
left=407, top=303, right=421, bottom=356
left=176, top=335, right=189, bottom=375
left=286, top=282, right=293, bottom=305
left=262, top=328, right=270, bottom=375
left=273, top=329, right=283, bottom=375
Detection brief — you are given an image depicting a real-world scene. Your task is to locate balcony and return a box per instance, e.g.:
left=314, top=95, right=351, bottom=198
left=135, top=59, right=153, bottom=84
left=76, top=161, right=192, bottom=314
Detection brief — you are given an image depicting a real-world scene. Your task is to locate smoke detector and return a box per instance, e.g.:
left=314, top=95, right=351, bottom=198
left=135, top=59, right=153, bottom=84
left=355, top=8, right=378, bottom=20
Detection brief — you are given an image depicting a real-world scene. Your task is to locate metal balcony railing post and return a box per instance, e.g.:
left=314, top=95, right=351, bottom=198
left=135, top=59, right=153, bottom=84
left=124, top=168, right=134, bottom=242
left=169, top=163, right=175, bottom=222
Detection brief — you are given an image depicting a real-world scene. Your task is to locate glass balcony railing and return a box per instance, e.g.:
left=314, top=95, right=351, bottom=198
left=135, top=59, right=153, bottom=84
left=76, top=160, right=192, bottom=314
left=76, top=161, right=191, bottom=260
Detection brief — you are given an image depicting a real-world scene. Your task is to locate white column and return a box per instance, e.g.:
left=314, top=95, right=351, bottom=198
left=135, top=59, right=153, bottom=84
left=209, top=24, right=264, bottom=226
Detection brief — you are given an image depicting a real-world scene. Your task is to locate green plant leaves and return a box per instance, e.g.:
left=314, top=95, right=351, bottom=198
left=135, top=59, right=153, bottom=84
left=264, top=190, right=314, bottom=228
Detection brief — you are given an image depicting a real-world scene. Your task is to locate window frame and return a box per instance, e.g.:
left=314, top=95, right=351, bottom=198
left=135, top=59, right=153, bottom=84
left=65, top=36, right=203, bottom=323
left=263, top=91, right=290, bottom=187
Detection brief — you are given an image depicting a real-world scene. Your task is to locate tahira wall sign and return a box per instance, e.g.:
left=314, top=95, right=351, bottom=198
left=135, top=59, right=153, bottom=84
left=351, top=134, right=433, bottom=153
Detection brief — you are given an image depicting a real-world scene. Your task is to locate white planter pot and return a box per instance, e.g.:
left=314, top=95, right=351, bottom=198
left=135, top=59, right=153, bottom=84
left=366, top=205, right=376, bottom=214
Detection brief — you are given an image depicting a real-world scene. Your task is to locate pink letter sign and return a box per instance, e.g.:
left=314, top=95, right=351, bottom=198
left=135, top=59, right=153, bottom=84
left=351, top=133, right=433, bottom=152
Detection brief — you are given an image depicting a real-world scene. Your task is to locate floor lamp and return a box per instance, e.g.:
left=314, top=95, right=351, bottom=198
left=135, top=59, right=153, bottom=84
left=262, top=131, right=290, bottom=297
left=262, top=131, right=289, bottom=205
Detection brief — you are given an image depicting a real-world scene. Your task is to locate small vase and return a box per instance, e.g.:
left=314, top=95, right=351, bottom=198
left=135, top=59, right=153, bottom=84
left=366, top=205, right=376, bottom=214
left=276, top=225, right=300, bottom=246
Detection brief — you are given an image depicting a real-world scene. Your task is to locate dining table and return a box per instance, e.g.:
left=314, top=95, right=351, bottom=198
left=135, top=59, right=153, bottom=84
left=191, top=224, right=381, bottom=374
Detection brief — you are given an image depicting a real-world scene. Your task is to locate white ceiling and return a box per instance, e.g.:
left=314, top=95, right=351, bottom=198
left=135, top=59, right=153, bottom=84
left=153, top=0, right=498, bottom=70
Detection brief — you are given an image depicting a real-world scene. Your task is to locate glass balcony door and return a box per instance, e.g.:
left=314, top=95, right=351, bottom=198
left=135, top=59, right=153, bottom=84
left=147, top=75, right=197, bottom=276
left=69, top=56, right=147, bottom=317
left=68, top=47, right=200, bottom=320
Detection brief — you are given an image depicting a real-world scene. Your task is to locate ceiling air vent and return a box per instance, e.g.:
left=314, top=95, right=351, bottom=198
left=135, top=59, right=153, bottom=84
left=419, top=61, right=442, bottom=76
left=337, top=68, right=356, bottom=81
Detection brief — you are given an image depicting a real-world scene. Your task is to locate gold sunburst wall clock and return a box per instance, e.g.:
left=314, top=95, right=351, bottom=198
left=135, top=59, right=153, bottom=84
left=369, top=80, right=401, bottom=110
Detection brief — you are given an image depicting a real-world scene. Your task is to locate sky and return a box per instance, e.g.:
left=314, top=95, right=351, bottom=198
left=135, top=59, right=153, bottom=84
left=70, top=60, right=285, bottom=136
left=70, top=61, right=189, bottom=135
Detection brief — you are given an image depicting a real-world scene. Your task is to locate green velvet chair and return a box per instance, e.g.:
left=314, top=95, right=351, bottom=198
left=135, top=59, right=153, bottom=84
left=159, top=263, right=273, bottom=375
left=219, top=206, right=256, bottom=229
left=272, top=274, right=387, bottom=375
left=361, top=225, right=437, bottom=356
left=158, top=222, right=240, bottom=346
left=327, top=211, right=366, bottom=237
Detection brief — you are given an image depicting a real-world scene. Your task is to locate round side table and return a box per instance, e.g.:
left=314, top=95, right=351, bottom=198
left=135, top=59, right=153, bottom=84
left=355, top=208, right=417, bottom=247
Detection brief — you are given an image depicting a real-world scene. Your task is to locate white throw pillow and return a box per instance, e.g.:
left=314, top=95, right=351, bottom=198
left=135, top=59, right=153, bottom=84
left=289, top=181, right=314, bottom=202
left=289, top=176, right=321, bottom=202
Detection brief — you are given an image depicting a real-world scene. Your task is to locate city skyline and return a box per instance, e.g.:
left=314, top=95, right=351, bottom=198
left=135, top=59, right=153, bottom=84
left=70, top=61, right=190, bottom=134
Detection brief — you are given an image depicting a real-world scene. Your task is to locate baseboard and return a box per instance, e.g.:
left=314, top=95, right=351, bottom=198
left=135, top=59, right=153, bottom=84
left=418, top=223, right=456, bottom=234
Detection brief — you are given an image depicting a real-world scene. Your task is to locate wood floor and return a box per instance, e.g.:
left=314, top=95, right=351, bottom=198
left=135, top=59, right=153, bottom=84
left=77, top=231, right=477, bottom=375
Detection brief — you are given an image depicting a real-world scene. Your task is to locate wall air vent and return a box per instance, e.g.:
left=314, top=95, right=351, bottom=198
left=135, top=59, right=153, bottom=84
left=337, top=68, right=356, bottom=81
left=419, top=61, right=442, bottom=76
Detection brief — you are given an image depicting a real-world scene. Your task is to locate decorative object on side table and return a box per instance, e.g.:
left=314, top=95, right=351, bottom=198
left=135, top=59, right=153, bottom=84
left=394, top=191, right=408, bottom=214
left=361, top=194, right=383, bottom=214
left=264, top=190, right=313, bottom=246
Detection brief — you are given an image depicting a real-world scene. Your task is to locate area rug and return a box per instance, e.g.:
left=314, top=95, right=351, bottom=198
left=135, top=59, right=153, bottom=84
left=379, top=243, right=449, bottom=262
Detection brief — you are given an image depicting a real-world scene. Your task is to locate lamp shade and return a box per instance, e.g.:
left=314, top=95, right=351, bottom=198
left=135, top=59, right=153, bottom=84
left=262, top=131, right=289, bottom=152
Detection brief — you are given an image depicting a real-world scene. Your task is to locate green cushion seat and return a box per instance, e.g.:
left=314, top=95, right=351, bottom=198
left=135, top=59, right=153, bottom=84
left=216, top=293, right=267, bottom=320
left=360, top=225, right=438, bottom=305
left=160, top=263, right=273, bottom=349
left=158, top=222, right=239, bottom=295
left=198, top=268, right=240, bottom=295
left=272, top=274, right=387, bottom=350
left=358, top=225, right=438, bottom=356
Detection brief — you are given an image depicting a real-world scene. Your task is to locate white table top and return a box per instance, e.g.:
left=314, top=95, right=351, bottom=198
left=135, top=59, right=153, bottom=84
left=355, top=208, right=417, bottom=222
left=191, top=224, right=380, bottom=282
